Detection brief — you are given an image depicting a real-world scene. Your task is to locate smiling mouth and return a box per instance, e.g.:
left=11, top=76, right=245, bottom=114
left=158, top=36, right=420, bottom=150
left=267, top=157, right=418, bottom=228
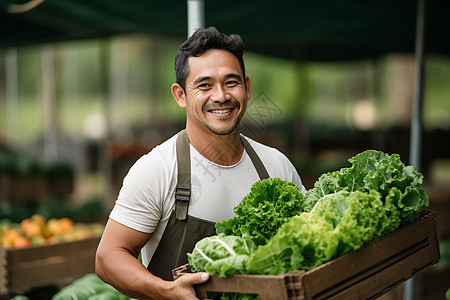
left=204, top=100, right=239, bottom=114
left=210, top=109, right=232, bottom=114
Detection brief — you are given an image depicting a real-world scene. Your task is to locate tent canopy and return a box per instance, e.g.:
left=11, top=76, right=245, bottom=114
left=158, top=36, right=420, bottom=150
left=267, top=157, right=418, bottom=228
left=1, top=0, right=449, bottom=61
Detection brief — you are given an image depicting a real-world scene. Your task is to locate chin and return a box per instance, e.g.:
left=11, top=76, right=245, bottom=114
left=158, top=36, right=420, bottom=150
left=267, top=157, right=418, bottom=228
left=207, top=124, right=238, bottom=136
left=208, top=128, right=234, bottom=136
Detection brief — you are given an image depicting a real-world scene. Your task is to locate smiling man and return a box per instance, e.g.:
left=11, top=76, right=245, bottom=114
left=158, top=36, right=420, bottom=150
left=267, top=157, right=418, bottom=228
left=95, top=27, right=306, bottom=300
left=172, top=48, right=251, bottom=166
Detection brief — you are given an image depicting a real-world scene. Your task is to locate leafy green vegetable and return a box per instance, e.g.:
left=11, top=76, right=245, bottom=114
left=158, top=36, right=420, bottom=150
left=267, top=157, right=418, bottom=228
left=246, top=150, right=429, bottom=275
left=304, top=150, right=428, bottom=225
left=187, top=234, right=257, bottom=278
left=215, top=178, right=306, bottom=246
left=9, top=296, right=30, bottom=300
left=52, top=273, right=129, bottom=300
left=312, top=190, right=388, bottom=255
left=188, top=149, right=429, bottom=292
left=246, top=190, right=388, bottom=274
left=245, top=212, right=336, bottom=275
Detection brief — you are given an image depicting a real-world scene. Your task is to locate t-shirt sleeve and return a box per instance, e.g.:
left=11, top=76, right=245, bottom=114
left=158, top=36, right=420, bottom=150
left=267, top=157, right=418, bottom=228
left=109, top=150, right=174, bottom=233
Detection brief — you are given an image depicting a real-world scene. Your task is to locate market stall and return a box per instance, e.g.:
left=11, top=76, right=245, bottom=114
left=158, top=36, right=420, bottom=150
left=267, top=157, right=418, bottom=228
left=1, top=0, right=449, bottom=299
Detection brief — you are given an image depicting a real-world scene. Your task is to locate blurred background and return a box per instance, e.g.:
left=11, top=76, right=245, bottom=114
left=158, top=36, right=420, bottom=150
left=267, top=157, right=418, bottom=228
left=0, top=0, right=449, bottom=299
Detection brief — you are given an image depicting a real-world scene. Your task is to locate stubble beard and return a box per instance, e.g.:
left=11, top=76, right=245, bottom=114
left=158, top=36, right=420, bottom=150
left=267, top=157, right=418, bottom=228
left=205, top=119, right=240, bottom=136
left=203, top=101, right=246, bottom=136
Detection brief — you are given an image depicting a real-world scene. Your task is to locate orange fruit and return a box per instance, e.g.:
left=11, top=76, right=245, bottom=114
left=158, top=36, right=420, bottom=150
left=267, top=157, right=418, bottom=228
left=21, top=218, right=41, bottom=238
left=13, top=235, right=31, bottom=248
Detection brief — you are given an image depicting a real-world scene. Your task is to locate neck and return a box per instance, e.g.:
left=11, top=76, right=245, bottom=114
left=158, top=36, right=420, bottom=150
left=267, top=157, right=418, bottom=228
left=186, top=125, right=243, bottom=166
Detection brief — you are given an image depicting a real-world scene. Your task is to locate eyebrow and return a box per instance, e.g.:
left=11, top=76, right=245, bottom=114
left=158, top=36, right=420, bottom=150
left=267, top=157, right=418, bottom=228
left=192, top=73, right=243, bottom=86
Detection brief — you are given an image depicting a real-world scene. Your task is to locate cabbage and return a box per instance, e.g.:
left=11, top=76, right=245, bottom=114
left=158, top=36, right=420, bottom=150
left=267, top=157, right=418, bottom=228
left=187, top=234, right=257, bottom=278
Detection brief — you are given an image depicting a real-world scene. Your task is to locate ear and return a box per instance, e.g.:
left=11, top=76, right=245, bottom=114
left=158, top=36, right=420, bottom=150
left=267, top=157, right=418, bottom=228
left=171, top=83, right=186, bottom=108
left=244, top=76, right=251, bottom=100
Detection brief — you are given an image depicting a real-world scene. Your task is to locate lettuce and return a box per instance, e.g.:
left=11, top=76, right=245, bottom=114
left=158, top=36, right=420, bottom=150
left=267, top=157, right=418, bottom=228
left=246, top=150, right=429, bottom=275
left=246, top=190, right=387, bottom=274
left=215, top=178, right=306, bottom=246
left=188, top=150, right=429, bottom=281
left=305, top=150, right=428, bottom=225
left=245, top=212, right=337, bottom=275
left=187, top=234, right=257, bottom=278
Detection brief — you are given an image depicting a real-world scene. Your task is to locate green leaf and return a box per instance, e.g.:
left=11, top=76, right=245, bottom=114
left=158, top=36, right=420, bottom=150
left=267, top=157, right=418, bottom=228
left=215, top=178, right=305, bottom=246
left=187, top=234, right=257, bottom=277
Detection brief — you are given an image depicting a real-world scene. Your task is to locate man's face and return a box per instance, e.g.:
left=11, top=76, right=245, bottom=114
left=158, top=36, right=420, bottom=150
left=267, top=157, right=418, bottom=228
left=182, top=49, right=251, bottom=136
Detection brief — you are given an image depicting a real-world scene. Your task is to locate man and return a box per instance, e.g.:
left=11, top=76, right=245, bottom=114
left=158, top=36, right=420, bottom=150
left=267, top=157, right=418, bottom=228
left=96, top=27, right=306, bottom=299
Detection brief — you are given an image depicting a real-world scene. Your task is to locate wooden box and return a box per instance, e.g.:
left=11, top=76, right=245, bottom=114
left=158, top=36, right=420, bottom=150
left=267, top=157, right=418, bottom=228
left=0, top=237, right=100, bottom=294
left=173, top=211, right=440, bottom=300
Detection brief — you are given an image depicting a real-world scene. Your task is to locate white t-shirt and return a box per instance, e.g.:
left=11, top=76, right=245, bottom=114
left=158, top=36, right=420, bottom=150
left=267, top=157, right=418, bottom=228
left=109, top=133, right=306, bottom=267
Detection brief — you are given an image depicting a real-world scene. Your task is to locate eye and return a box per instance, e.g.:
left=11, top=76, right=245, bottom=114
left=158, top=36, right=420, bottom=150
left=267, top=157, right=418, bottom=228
left=198, top=83, right=211, bottom=89
left=225, top=80, right=239, bottom=87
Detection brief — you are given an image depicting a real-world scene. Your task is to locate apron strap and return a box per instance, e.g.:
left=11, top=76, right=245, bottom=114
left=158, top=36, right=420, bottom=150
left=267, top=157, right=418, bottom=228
left=240, top=136, right=270, bottom=180
left=174, top=130, right=270, bottom=220
left=175, top=129, right=191, bottom=220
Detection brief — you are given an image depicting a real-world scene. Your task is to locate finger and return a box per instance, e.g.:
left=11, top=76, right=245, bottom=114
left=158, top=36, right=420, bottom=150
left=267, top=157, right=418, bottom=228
left=181, top=272, right=210, bottom=285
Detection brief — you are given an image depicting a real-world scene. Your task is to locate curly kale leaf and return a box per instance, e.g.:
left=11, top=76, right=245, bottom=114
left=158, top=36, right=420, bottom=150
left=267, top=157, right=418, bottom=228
left=215, top=178, right=306, bottom=246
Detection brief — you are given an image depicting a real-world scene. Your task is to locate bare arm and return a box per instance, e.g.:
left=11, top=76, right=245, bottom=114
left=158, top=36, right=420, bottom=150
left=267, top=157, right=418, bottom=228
left=95, top=218, right=210, bottom=300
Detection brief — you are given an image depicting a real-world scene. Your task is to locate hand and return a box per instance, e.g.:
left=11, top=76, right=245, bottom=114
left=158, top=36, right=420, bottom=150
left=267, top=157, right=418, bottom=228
left=168, top=272, right=211, bottom=300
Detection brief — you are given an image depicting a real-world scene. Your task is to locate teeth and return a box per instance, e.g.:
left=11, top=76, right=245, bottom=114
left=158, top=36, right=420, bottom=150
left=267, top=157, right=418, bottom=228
left=211, top=109, right=231, bottom=114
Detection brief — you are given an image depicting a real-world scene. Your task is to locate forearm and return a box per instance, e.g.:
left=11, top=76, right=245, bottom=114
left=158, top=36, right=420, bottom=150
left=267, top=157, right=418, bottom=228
left=95, top=219, right=207, bottom=299
left=96, top=247, right=172, bottom=299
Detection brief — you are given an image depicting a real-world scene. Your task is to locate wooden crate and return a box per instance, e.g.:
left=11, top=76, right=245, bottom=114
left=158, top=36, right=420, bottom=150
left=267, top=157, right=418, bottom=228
left=173, top=210, right=440, bottom=300
left=0, top=237, right=100, bottom=294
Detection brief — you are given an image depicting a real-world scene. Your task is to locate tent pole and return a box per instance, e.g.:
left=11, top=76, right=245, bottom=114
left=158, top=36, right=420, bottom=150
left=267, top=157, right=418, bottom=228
left=187, top=0, right=204, bottom=37
left=40, top=45, right=59, bottom=162
left=404, top=0, right=426, bottom=298
left=409, top=0, right=426, bottom=170
left=99, top=39, right=114, bottom=213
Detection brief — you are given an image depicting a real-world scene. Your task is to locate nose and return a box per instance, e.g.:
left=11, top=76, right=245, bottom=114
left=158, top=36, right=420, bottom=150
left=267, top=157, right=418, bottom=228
left=210, top=84, right=229, bottom=103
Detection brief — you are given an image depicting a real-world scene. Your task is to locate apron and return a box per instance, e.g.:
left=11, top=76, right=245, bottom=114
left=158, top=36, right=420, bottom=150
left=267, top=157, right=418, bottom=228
left=147, top=130, right=269, bottom=280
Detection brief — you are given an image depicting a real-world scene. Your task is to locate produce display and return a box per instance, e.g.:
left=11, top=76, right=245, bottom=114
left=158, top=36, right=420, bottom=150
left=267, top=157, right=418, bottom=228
left=10, top=274, right=132, bottom=300
left=52, top=274, right=130, bottom=300
left=187, top=150, right=429, bottom=299
left=0, top=214, right=104, bottom=248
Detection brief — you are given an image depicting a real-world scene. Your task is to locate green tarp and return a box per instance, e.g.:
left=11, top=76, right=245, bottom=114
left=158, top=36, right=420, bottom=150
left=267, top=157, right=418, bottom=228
left=1, top=0, right=449, bottom=61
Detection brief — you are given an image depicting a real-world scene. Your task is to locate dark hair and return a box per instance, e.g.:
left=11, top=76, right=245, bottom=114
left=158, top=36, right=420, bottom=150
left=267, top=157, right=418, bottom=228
left=174, top=27, right=246, bottom=91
